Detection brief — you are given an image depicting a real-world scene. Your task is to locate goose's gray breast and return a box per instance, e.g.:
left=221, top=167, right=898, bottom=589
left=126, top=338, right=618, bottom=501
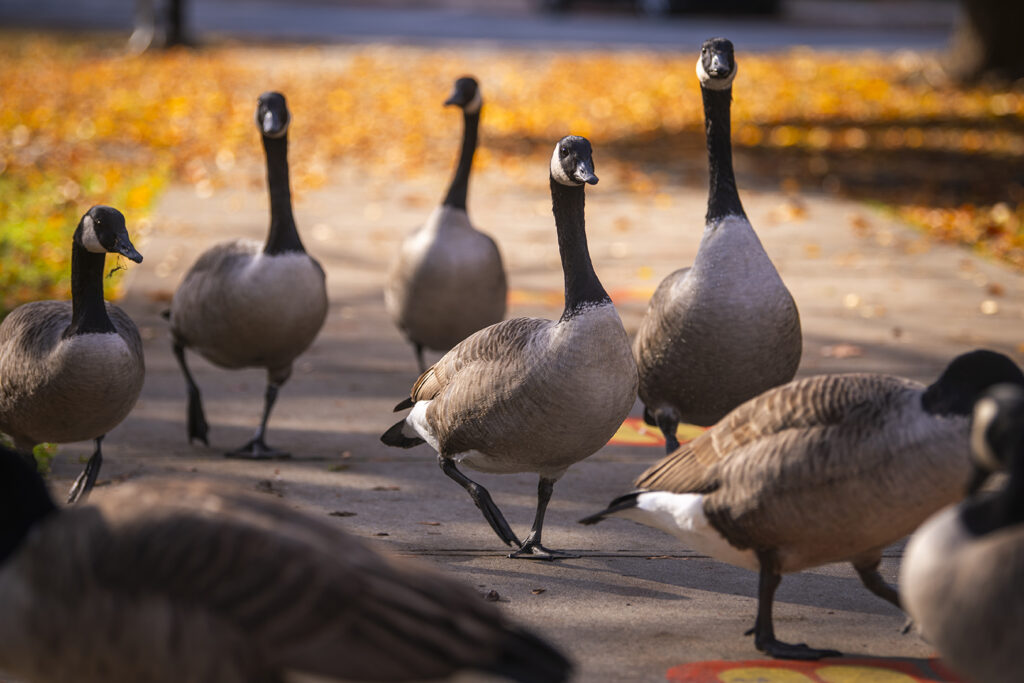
left=902, top=507, right=1024, bottom=683
left=171, top=240, right=327, bottom=372
left=635, top=216, right=801, bottom=426
left=436, top=304, right=637, bottom=474
left=386, top=206, right=506, bottom=351
left=0, top=301, right=143, bottom=445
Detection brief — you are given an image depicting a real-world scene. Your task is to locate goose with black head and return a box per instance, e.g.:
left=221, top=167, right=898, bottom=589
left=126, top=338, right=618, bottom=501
left=902, top=383, right=1024, bottom=683
left=382, top=135, right=638, bottom=559
left=0, top=205, right=144, bottom=504
left=583, top=350, right=1024, bottom=659
left=633, top=37, right=802, bottom=453
left=168, top=91, right=328, bottom=459
left=385, top=76, right=507, bottom=373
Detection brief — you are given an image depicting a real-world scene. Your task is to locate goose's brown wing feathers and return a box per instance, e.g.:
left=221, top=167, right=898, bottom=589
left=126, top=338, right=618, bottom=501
left=50, top=480, right=562, bottom=682
left=408, top=317, right=547, bottom=403
left=634, top=374, right=922, bottom=494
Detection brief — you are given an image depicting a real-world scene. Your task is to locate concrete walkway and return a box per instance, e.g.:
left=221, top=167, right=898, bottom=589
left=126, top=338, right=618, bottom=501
left=40, top=140, right=1024, bottom=681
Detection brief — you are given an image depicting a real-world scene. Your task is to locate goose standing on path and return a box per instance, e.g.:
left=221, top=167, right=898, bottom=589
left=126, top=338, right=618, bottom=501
left=382, top=136, right=638, bottom=559
left=0, top=444, right=572, bottom=683
left=901, top=383, right=1024, bottom=683
left=0, top=205, right=144, bottom=504
left=385, top=76, right=507, bottom=373
left=633, top=37, right=801, bottom=453
left=168, top=91, right=328, bottom=459
left=581, top=350, right=1024, bottom=659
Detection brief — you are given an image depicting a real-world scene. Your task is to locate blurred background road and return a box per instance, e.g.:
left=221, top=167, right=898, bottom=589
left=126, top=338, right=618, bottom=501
left=1, top=0, right=957, bottom=50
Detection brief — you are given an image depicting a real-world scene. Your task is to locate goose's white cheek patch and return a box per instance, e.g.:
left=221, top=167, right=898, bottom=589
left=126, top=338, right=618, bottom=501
left=550, top=147, right=578, bottom=187
left=695, top=57, right=736, bottom=91
left=464, top=88, right=482, bottom=115
left=80, top=215, right=106, bottom=254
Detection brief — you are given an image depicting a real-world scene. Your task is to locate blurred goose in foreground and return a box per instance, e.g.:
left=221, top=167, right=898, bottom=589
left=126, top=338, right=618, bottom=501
left=168, top=91, right=327, bottom=458
left=0, top=443, right=572, bottom=683
left=633, top=37, right=801, bottom=453
left=901, top=383, right=1024, bottom=683
left=382, top=136, right=638, bottom=559
left=0, top=205, right=143, bottom=504
left=582, top=350, right=1024, bottom=659
left=385, top=76, right=507, bottom=373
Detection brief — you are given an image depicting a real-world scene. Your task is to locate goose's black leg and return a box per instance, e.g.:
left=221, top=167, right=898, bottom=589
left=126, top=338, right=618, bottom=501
left=852, top=557, right=910, bottom=632
left=853, top=557, right=901, bottom=609
left=67, top=435, right=104, bottom=505
left=414, top=342, right=426, bottom=375
left=747, top=550, right=842, bottom=660
left=439, top=455, right=521, bottom=548
left=510, top=476, right=578, bottom=560
left=227, top=383, right=290, bottom=459
left=655, top=411, right=680, bottom=454
left=173, top=341, right=209, bottom=445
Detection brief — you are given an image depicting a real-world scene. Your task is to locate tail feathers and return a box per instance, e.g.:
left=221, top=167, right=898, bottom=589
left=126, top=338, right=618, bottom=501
left=578, top=491, right=644, bottom=526
left=380, top=418, right=425, bottom=449
left=483, top=624, right=573, bottom=683
left=393, top=397, right=415, bottom=412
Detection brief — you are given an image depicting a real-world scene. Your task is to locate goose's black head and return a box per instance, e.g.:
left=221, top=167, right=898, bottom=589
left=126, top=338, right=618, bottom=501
left=0, top=444, right=58, bottom=565
left=967, top=383, right=1024, bottom=495
left=550, top=135, right=598, bottom=187
left=444, top=76, right=481, bottom=114
left=922, top=349, right=1024, bottom=418
left=73, top=205, right=143, bottom=263
left=255, top=91, right=291, bottom=139
left=697, top=37, right=737, bottom=91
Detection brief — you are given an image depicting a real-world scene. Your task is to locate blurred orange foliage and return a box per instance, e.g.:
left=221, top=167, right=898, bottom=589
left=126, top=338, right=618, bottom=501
left=1, top=34, right=1022, bottom=315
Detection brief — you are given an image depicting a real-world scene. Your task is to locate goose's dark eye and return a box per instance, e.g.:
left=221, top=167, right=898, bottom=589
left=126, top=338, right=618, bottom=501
left=559, top=147, right=569, bottom=158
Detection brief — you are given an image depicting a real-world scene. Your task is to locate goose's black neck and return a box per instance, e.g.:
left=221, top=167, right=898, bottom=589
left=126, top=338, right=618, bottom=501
left=63, top=242, right=115, bottom=338
left=963, top=461, right=1024, bottom=536
left=702, top=85, right=745, bottom=224
left=443, top=110, right=479, bottom=211
left=262, top=134, right=305, bottom=255
left=551, top=178, right=610, bottom=321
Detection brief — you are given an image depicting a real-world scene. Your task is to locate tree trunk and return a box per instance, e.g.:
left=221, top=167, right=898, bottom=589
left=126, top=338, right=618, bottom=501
left=947, top=0, right=1024, bottom=83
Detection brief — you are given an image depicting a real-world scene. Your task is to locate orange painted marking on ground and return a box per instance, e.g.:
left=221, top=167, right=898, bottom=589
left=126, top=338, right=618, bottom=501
left=609, top=417, right=705, bottom=447
left=666, top=658, right=963, bottom=683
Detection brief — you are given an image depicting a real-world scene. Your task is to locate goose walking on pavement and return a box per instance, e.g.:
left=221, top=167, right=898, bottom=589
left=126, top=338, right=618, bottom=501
left=167, top=91, right=328, bottom=458
left=583, top=350, right=1024, bottom=659
left=633, top=37, right=801, bottom=453
left=383, top=135, right=638, bottom=559
left=0, top=205, right=144, bottom=503
left=385, top=76, right=507, bottom=373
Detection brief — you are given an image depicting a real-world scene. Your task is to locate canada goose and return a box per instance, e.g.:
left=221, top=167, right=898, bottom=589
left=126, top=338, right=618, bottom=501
left=581, top=349, right=1024, bottom=660
left=901, top=383, right=1024, bottom=683
left=0, top=205, right=144, bottom=504
left=385, top=76, right=507, bottom=373
left=168, top=91, right=328, bottom=458
left=633, top=37, right=801, bottom=453
left=382, top=135, right=638, bottom=559
left=0, top=444, right=572, bottom=683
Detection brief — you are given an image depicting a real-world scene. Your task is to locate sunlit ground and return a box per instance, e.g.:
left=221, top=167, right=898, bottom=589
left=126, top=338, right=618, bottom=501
left=2, top=32, right=1023, bottom=316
